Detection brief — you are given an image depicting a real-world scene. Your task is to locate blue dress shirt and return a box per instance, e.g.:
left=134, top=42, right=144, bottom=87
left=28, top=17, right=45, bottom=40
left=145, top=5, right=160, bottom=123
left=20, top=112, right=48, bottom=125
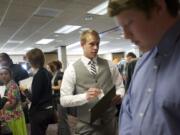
left=119, top=19, right=180, bottom=135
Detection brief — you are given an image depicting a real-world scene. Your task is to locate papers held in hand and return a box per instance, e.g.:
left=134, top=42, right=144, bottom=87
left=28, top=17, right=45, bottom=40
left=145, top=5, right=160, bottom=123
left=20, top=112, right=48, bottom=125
left=90, top=86, right=116, bottom=124
left=0, top=86, right=6, bottom=97
left=19, top=77, right=33, bottom=91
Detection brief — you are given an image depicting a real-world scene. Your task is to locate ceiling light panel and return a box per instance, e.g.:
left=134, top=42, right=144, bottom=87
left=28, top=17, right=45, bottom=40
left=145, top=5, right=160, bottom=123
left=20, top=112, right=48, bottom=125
left=87, top=1, right=108, bottom=15
left=35, top=38, right=54, bottom=45
left=55, top=25, right=82, bottom=34
left=33, top=7, right=62, bottom=18
left=24, top=47, right=33, bottom=51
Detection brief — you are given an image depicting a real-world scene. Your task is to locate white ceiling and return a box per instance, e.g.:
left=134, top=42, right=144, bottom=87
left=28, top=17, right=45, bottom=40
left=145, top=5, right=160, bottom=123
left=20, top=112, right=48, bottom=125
left=0, top=0, right=134, bottom=55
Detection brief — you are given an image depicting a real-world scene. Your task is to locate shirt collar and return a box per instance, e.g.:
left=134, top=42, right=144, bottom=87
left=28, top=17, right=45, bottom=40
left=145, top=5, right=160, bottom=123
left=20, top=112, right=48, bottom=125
left=81, top=56, right=97, bottom=65
left=157, top=18, right=180, bottom=57
left=31, top=67, right=39, bottom=75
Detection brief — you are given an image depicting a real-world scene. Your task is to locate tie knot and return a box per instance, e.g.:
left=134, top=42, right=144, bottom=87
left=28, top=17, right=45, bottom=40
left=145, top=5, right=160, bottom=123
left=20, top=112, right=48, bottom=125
left=89, top=60, right=95, bottom=65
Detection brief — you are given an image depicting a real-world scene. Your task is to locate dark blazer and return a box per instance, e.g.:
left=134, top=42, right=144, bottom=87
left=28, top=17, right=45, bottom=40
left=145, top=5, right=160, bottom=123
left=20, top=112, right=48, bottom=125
left=29, top=67, right=53, bottom=116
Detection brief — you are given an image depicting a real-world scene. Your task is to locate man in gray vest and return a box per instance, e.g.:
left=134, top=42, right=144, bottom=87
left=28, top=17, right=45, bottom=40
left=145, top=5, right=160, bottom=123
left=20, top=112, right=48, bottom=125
left=60, top=29, right=125, bottom=135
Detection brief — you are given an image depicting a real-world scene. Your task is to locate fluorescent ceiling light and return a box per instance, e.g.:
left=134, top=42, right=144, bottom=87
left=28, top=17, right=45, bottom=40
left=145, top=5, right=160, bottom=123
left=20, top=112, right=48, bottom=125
left=24, top=47, right=33, bottom=51
left=35, top=38, right=54, bottom=45
left=88, top=1, right=108, bottom=15
left=67, top=41, right=80, bottom=49
left=55, top=25, right=82, bottom=34
left=7, top=40, right=24, bottom=44
left=100, top=41, right=109, bottom=46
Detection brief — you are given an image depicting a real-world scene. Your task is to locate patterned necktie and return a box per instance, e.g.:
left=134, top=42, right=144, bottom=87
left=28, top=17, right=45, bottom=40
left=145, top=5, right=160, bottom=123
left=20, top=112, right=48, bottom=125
left=89, top=60, right=96, bottom=76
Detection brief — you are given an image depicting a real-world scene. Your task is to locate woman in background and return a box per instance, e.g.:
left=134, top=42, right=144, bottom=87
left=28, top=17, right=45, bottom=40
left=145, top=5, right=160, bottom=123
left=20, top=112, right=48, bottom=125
left=47, top=60, right=63, bottom=106
left=47, top=60, right=71, bottom=135
left=0, top=66, right=27, bottom=135
left=20, top=48, right=54, bottom=135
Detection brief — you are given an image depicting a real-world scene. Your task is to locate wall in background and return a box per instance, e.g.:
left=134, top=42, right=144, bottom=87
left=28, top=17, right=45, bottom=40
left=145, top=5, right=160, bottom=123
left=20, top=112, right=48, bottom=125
left=44, top=53, right=58, bottom=66
left=9, top=55, right=25, bottom=64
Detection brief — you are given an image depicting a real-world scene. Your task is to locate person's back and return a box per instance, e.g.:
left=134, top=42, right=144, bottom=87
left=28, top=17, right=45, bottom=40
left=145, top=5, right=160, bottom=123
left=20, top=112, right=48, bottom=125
left=29, top=67, right=53, bottom=114
left=20, top=48, right=55, bottom=135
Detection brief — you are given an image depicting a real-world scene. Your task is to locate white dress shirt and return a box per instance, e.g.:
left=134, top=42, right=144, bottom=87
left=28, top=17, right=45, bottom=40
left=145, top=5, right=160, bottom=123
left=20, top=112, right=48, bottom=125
left=60, top=56, right=125, bottom=107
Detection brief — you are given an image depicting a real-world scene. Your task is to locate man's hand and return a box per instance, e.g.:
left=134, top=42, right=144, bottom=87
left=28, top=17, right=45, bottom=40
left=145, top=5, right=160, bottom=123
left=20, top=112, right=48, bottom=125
left=111, top=95, right=122, bottom=105
left=86, top=88, right=101, bottom=101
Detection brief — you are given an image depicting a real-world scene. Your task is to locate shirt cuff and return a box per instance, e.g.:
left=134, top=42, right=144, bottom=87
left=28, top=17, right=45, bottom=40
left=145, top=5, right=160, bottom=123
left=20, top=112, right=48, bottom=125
left=79, top=93, right=89, bottom=105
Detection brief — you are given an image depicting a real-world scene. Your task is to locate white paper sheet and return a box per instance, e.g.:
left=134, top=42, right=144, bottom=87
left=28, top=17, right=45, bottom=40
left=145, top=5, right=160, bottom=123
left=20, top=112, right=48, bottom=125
left=0, top=86, right=6, bottom=97
left=19, top=77, right=33, bottom=91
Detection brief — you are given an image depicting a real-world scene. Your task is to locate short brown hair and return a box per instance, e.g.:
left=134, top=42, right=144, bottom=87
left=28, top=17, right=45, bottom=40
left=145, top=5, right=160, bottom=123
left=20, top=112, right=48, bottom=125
left=108, top=0, right=179, bottom=17
left=52, top=60, right=62, bottom=70
left=126, top=52, right=136, bottom=58
left=48, top=60, right=62, bottom=72
left=26, top=48, right=45, bottom=68
left=47, top=62, right=56, bottom=73
left=80, top=29, right=100, bottom=45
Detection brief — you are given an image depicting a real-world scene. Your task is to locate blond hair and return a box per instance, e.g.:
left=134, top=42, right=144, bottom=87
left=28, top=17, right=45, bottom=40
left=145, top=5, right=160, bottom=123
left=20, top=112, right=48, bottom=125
left=80, top=29, right=100, bottom=44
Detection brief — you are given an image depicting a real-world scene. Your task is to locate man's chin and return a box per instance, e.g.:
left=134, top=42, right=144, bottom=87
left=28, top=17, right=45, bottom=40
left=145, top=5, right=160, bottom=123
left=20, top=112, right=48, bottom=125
left=91, top=53, right=97, bottom=57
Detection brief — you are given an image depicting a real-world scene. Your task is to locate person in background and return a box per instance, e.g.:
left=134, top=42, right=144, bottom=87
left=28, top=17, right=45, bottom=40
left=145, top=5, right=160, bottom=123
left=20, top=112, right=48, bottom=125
left=125, top=52, right=137, bottom=63
left=47, top=60, right=71, bottom=135
left=0, top=66, right=27, bottom=135
left=0, top=81, right=8, bottom=109
left=60, top=29, right=125, bottom=135
left=0, top=53, right=29, bottom=85
left=117, top=52, right=136, bottom=86
left=108, top=0, right=180, bottom=134
left=20, top=48, right=54, bottom=135
left=0, top=83, right=9, bottom=135
left=0, top=53, right=29, bottom=124
left=117, top=58, right=126, bottom=76
left=50, top=60, right=63, bottom=99
left=124, top=52, right=137, bottom=91
left=112, top=56, right=120, bottom=64
left=124, top=58, right=137, bottom=91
